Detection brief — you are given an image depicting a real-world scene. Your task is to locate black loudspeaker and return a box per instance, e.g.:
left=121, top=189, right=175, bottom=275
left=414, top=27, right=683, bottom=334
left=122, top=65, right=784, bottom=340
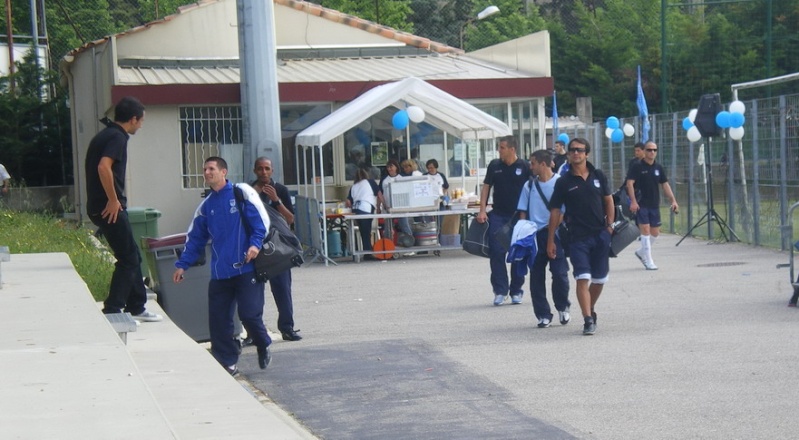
left=694, top=93, right=722, bottom=138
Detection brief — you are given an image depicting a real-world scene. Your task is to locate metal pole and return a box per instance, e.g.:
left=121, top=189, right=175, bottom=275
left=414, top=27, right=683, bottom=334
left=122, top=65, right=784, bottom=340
left=4, top=0, right=14, bottom=94
left=236, top=0, right=283, bottom=183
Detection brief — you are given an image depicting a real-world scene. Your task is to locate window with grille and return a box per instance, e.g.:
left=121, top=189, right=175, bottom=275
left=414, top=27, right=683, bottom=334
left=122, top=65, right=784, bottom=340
left=179, top=106, right=243, bottom=188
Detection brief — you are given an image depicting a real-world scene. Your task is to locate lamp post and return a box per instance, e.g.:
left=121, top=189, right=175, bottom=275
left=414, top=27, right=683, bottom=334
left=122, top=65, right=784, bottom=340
left=459, top=5, right=499, bottom=50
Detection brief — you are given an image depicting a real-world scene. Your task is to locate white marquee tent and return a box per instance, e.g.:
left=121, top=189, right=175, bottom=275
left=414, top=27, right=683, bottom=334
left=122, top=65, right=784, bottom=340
left=294, top=76, right=512, bottom=262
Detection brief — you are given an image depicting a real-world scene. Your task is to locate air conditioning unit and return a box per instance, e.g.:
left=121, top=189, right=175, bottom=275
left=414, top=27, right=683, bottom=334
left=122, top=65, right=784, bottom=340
left=386, top=176, right=440, bottom=213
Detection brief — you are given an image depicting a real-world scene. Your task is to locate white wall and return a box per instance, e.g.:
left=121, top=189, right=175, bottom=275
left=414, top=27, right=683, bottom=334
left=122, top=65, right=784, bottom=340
left=116, top=1, right=239, bottom=59
left=124, top=106, right=206, bottom=235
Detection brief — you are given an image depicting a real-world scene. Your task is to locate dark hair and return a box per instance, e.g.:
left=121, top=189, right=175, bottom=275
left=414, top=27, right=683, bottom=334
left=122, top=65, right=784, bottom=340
left=554, top=140, right=566, bottom=147
left=569, top=138, right=591, bottom=154
left=530, top=149, right=552, bottom=165
left=498, top=135, right=518, bottom=149
left=353, top=167, right=369, bottom=183
left=114, top=96, right=145, bottom=123
left=425, top=159, right=439, bottom=169
left=633, top=142, right=645, bottom=151
left=386, top=159, right=400, bottom=170
left=205, top=156, right=228, bottom=170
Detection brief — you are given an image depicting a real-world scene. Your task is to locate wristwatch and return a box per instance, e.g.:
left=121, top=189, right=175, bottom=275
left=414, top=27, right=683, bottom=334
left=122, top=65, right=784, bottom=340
left=270, top=199, right=282, bottom=208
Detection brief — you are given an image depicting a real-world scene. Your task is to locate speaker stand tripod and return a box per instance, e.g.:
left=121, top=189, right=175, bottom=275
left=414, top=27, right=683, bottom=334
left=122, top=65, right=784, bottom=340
left=676, top=137, right=740, bottom=246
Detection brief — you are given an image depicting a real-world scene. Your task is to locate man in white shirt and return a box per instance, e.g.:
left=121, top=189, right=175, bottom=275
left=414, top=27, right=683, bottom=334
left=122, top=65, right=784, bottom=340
left=518, top=150, right=571, bottom=327
left=0, top=163, right=10, bottom=195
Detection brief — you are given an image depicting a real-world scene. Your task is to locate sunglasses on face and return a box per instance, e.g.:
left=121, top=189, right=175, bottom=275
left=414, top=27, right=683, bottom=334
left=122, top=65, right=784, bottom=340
left=646, top=148, right=658, bottom=152
left=568, top=148, right=586, bottom=153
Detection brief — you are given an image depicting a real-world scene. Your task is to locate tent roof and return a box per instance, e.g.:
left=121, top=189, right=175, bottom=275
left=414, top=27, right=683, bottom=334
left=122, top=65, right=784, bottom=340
left=295, top=77, right=511, bottom=146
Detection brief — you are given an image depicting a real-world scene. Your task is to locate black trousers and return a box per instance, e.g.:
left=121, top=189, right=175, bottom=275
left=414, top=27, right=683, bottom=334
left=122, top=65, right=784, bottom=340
left=90, top=211, right=147, bottom=315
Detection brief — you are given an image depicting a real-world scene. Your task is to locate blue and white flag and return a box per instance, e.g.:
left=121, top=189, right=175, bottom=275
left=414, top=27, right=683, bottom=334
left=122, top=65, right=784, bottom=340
left=637, top=65, right=651, bottom=143
left=552, top=91, right=559, bottom=148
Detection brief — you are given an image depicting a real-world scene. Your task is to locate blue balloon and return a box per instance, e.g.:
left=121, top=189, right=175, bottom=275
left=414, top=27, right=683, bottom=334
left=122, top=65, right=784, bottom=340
left=715, top=111, right=731, bottom=129
left=611, top=128, right=624, bottom=143
left=729, top=112, right=745, bottom=129
left=557, top=133, right=569, bottom=144
left=392, top=110, right=409, bottom=130
left=682, top=117, right=694, bottom=131
left=606, top=116, right=620, bottom=130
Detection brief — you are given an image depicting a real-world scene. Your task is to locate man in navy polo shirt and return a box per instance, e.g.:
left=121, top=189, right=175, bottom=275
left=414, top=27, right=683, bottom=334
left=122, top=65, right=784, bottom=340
left=626, top=141, right=678, bottom=270
left=476, top=135, right=531, bottom=306
left=546, top=138, right=615, bottom=335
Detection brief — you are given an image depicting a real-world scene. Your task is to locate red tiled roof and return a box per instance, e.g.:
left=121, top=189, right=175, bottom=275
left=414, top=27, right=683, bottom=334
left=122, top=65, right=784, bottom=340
left=65, top=0, right=461, bottom=58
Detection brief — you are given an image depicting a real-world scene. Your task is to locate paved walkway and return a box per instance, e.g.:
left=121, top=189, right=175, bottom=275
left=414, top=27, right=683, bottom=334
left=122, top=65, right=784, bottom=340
left=244, top=234, right=799, bottom=439
left=0, top=252, right=316, bottom=440
left=3, top=233, right=799, bottom=439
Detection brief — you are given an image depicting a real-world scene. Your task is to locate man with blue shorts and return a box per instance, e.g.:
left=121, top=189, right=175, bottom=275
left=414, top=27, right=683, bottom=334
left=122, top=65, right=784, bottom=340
left=546, top=138, right=615, bottom=335
left=625, top=141, right=678, bottom=271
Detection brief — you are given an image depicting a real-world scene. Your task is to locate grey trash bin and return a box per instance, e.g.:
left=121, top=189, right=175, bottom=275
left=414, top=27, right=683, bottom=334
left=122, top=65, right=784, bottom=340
left=144, top=234, right=240, bottom=342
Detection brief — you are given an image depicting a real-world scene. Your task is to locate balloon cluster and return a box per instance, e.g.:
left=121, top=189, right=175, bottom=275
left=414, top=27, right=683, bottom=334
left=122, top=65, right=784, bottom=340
left=604, top=116, right=635, bottom=143
left=392, top=106, right=426, bottom=130
left=682, top=100, right=746, bottom=142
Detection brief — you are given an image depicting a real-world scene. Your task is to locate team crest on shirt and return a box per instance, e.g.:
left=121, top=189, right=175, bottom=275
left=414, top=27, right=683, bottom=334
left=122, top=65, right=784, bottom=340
left=516, top=168, right=522, bottom=176
left=593, top=179, right=601, bottom=188
left=655, top=170, right=660, bottom=177
left=229, top=198, right=238, bottom=214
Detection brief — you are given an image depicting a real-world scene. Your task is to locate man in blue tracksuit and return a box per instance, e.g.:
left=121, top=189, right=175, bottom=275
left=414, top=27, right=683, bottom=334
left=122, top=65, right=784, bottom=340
left=172, top=156, right=272, bottom=376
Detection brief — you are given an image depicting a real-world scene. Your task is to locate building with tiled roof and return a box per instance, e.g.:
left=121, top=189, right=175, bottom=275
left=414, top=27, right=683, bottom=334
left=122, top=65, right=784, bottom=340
left=61, top=0, right=553, bottom=235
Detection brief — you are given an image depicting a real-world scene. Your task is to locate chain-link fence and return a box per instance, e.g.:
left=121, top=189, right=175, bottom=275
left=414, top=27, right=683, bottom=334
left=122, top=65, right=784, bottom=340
left=558, top=92, right=799, bottom=250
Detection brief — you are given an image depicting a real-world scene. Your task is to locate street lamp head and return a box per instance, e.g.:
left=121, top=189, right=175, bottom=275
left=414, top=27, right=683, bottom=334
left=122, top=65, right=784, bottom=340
left=477, top=6, right=500, bottom=21
left=460, top=6, right=500, bottom=49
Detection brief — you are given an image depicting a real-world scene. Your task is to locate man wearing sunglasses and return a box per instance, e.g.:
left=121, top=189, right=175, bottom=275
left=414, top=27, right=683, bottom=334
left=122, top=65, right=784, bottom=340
left=546, top=138, right=615, bottom=335
left=625, top=141, right=679, bottom=271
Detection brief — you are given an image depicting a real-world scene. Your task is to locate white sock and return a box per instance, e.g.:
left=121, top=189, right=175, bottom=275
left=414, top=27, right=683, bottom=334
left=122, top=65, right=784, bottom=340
left=650, top=234, right=657, bottom=246
left=641, top=234, right=653, bottom=263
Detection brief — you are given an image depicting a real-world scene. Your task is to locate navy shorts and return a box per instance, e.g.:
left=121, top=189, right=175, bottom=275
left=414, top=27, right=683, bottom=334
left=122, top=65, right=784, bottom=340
left=636, top=206, right=662, bottom=227
left=568, top=230, right=611, bottom=281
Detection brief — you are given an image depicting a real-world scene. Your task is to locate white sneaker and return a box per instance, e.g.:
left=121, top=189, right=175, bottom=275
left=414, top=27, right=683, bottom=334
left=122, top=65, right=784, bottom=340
left=634, top=249, right=647, bottom=268
left=493, top=294, right=506, bottom=306
left=558, top=309, right=571, bottom=325
left=510, top=294, right=523, bottom=304
left=132, top=310, right=163, bottom=322
left=644, top=261, right=658, bottom=271
left=537, top=317, right=551, bottom=328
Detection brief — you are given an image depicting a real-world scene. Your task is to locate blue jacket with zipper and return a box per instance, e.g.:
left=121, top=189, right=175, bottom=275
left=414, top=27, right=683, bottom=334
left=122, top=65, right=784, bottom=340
left=175, top=181, right=270, bottom=280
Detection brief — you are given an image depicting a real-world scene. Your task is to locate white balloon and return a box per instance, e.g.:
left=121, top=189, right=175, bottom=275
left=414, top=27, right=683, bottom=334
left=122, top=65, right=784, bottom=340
left=729, top=126, right=745, bottom=140
left=407, top=106, right=426, bottom=123
left=605, top=127, right=614, bottom=139
left=688, top=108, right=698, bottom=122
left=623, top=123, right=635, bottom=137
left=687, top=126, right=702, bottom=142
left=729, top=100, right=746, bottom=114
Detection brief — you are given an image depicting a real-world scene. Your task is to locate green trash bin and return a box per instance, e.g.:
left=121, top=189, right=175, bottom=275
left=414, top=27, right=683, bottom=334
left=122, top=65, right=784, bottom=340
left=127, top=207, right=161, bottom=281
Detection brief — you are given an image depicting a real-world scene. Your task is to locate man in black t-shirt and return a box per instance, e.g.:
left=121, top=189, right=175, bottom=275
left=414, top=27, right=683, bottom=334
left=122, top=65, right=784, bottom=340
left=547, top=138, right=614, bottom=335
left=625, top=141, right=678, bottom=271
left=477, top=136, right=531, bottom=306
left=85, top=96, right=162, bottom=322
left=252, top=157, right=302, bottom=342
left=552, top=140, right=568, bottom=173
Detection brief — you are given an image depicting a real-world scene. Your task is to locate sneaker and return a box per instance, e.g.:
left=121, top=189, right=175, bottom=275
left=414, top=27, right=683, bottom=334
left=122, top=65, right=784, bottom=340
left=558, top=309, right=571, bottom=325
left=591, top=310, right=597, bottom=326
left=583, top=316, right=596, bottom=335
left=511, top=294, right=523, bottom=305
left=493, top=294, right=507, bottom=306
left=644, top=261, right=658, bottom=271
left=634, top=250, right=647, bottom=268
left=537, top=317, right=551, bottom=328
left=226, top=365, right=239, bottom=376
left=132, top=310, right=163, bottom=322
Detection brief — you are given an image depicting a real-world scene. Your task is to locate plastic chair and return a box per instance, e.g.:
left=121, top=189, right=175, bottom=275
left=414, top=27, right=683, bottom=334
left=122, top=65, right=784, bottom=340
left=353, top=218, right=381, bottom=251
